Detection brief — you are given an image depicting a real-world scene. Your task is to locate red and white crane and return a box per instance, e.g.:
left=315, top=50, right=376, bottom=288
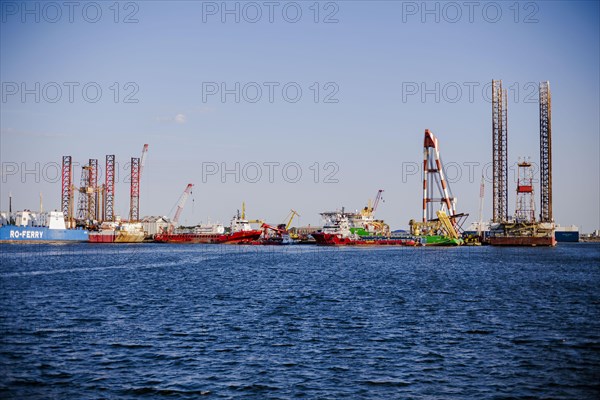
left=372, top=189, right=384, bottom=214
left=168, top=183, right=194, bottom=233
left=139, top=144, right=149, bottom=180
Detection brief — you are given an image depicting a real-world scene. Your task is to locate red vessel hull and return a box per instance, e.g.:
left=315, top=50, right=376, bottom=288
left=312, top=232, right=417, bottom=246
left=89, top=233, right=116, bottom=243
left=489, top=236, right=557, bottom=247
left=154, top=230, right=262, bottom=244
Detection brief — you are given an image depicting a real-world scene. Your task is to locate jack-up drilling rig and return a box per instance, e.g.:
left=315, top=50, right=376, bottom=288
left=489, top=81, right=556, bottom=246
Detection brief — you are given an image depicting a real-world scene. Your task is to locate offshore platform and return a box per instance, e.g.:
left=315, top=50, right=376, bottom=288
left=488, top=80, right=556, bottom=246
left=61, top=145, right=148, bottom=230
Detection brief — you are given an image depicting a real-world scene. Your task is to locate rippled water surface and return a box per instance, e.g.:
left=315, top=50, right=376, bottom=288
left=1, top=243, right=599, bottom=399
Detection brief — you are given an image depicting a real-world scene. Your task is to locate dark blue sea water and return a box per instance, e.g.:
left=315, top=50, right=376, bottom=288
left=1, top=243, right=599, bottom=399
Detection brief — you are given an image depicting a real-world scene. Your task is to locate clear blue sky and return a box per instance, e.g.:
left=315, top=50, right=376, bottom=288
left=1, top=1, right=599, bottom=231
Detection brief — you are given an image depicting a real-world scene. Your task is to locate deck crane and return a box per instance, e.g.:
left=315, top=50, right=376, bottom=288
left=372, top=189, right=384, bottom=213
left=239, top=202, right=264, bottom=225
left=258, top=210, right=300, bottom=242
left=361, top=189, right=384, bottom=217
left=166, top=184, right=193, bottom=233
left=261, top=222, right=285, bottom=236
left=284, top=209, right=300, bottom=231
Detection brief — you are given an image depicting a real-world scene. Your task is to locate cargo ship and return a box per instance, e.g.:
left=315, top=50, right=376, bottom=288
left=554, top=225, right=579, bottom=242
left=88, top=222, right=145, bottom=243
left=312, top=210, right=417, bottom=246
left=0, top=211, right=88, bottom=243
left=154, top=211, right=262, bottom=244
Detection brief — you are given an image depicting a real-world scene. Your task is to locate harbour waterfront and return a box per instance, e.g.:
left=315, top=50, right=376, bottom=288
left=1, top=243, right=599, bottom=398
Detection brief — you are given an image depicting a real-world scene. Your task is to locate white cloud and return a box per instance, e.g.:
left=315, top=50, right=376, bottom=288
left=175, top=113, right=186, bottom=124
left=155, top=113, right=187, bottom=124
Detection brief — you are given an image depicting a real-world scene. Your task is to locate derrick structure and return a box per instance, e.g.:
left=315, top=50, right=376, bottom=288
left=104, top=155, right=116, bottom=222
left=492, top=80, right=508, bottom=222
left=129, top=157, right=140, bottom=222
left=75, top=160, right=98, bottom=222
left=88, top=159, right=98, bottom=221
left=539, top=81, right=553, bottom=223
left=61, top=156, right=74, bottom=227
left=515, top=160, right=535, bottom=223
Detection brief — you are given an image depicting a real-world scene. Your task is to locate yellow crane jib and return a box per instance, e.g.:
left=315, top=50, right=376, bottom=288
left=436, top=210, right=459, bottom=239
left=285, top=209, right=300, bottom=231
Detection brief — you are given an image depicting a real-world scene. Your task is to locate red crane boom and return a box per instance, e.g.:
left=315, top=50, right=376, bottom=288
left=169, top=184, right=194, bottom=233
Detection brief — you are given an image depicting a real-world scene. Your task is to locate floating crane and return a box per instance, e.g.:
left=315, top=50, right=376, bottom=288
left=409, top=129, right=467, bottom=245
left=166, top=184, right=194, bottom=233
left=422, top=129, right=457, bottom=222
